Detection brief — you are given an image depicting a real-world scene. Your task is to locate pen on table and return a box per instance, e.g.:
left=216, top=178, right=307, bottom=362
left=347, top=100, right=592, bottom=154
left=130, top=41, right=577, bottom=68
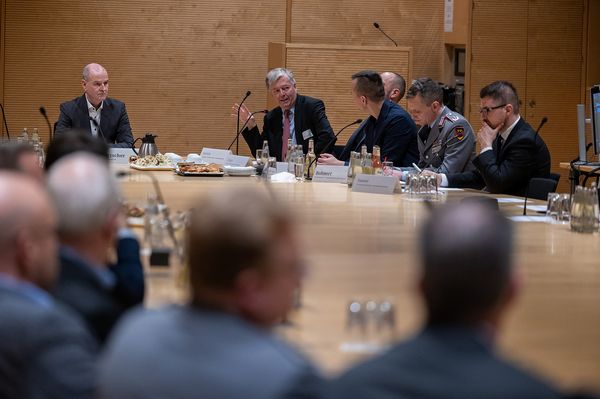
left=412, top=163, right=422, bottom=173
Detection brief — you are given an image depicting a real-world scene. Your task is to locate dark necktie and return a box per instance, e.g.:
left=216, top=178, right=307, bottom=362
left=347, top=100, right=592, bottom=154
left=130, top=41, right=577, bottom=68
left=419, top=125, right=431, bottom=144
left=282, top=110, right=291, bottom=160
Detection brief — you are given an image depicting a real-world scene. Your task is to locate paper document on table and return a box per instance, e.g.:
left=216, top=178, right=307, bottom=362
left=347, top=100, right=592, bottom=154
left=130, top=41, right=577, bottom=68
left=521, top=204, right=547, bottom=212
left=509, top=215, right=552, bottom=223
left=497, top=198, right=525, bottom=203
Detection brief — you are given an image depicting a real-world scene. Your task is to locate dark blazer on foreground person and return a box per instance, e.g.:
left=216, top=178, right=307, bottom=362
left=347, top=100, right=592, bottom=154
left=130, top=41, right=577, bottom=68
left=327, top=327, right=562, bottom=399
left=55, top=95, right=134, bottom=148
left=447, top=117, right=551, bottom=196
left=242, top=94, right=335, bottom=161
left=0, top=285, right=97, bottom=398
left=54, top=237, right=145, bottom=344
left=338, top=99, right=419, bottom=167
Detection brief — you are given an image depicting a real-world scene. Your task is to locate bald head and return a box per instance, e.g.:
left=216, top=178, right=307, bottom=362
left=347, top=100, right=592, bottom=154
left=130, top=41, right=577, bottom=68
left=82, top=63, right=107, bottom=81
left=0, top=172, right=58, bottom=288
left=420, top=201, right=514, bottom=326
left=47, top=153, right=120, bottom=237
left=381, top=72, right=406, bottom=103
left=82, top=63, right=109, bottom=108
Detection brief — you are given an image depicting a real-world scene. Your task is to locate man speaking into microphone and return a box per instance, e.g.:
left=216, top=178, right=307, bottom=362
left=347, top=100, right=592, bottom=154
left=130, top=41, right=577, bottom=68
left=55, top=63, right=134, bottom=148
left=233, top=68, right=335, bottom=161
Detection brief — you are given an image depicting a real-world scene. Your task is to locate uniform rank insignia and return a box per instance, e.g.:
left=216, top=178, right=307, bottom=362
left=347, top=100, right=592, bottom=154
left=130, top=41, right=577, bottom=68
left=454, top=126, right=465, bottom=140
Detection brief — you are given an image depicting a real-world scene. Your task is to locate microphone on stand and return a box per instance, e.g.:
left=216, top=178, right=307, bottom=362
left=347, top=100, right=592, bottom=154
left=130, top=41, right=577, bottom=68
left=39, top=107, right=52, bottom=142
left=533, top=116, right=548, bottom=143
left=88, top=117, right=107, bottom=142
left=235, top=91, right=252, bottom=155
left=306, top=118, right=363, bottom=174
left=0, top=102, right=11, bottom=140
left=523, top=116, right=549, bottom=216
left=373, top=22, right=398, bottom=47
left=227, top=109, right=268, bottom=151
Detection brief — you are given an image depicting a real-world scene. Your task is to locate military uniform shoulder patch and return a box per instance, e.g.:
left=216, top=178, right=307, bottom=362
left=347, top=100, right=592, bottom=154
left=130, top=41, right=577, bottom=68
left=446, top=112, right=460, bottom=122
left=454, top=126, right=465, bottom=140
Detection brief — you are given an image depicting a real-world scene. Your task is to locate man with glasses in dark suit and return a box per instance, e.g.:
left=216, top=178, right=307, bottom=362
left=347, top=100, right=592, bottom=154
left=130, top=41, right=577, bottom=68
left=425, top=80, right=551, bottom=196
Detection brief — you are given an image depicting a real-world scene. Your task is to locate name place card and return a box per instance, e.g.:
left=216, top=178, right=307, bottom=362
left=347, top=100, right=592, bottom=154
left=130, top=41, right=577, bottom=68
left=352, top=174, right=398, bottom=195
left=109, top=148, right=137, bottom=164
left=312, top=165, right=349, bottom=184
left=200, top=148, right=232, bottom=164
left=225, top=154, right=250, bottom=167
left=276, top=162, right=289, bottom=174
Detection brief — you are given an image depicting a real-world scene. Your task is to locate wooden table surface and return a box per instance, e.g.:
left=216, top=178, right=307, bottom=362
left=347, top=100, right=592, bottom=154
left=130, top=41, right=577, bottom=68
left=118, top=167, right=600, bottom=390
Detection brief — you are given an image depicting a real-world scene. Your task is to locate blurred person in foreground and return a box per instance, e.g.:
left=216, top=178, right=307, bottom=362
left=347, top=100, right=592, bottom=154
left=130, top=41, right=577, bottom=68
left=55, top=63, right=134, bottom=148
left=328, top=201, right=562, bottom=399
left=0, top=172, right=96, bottom=398
left=45, top=128, right=110, bottom=170
left=98, top=186, right=319, bottom=398
left=0, top=141, right=44, bottom=181
left=318, top=70, right=418, bottom=167
left=47, top=153, right=144, bottom=344
left=234, top=67, right=335, bottom=161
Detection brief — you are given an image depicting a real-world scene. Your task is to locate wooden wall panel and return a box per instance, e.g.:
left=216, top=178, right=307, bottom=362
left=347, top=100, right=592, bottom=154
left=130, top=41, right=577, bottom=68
left=468, top=0, right=585, bottom=192
left=283, top=44, right=411, bottom=144
left=525, top=0, right=584, bottom=190
left=467, top=0, right=528, bottom=127
left=2, top=1, right=286, bottom=156
left=289, top=1, right=444, bottom=82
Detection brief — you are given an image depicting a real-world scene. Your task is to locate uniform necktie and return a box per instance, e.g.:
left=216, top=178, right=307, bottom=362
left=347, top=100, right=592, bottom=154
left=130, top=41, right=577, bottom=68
left=419, top=125, right=431, bottom=144
left=282, top=110, right=291, bottom=160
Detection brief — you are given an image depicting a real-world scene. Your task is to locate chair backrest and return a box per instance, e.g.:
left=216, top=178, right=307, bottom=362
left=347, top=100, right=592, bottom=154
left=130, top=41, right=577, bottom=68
left=526, top=177, right=559, bottom=200
left=549, top=172, right=561, bottom=184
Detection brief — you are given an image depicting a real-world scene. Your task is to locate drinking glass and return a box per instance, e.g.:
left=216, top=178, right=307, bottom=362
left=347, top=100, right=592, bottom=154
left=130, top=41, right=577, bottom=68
left=294, top=155, right=305, bottom=181
left=571, top=186, right=599, bottom=233
left=255, top=149, right=263, bottom=163
left=382, top=161, right=394, bottom=176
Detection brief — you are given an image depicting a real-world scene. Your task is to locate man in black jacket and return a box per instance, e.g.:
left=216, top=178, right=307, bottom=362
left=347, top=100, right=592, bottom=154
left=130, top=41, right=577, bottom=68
left=55, top=63, right=134, bottom=148
left=234, top=68, right=335, bottom=161
left=428, top=80, right=551, bottom=196
left=318, top=70, right=418, bottom=167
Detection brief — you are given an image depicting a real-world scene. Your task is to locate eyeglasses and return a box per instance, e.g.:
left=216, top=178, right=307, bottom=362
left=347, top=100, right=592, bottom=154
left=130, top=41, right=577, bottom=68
left=479, top=104, right=506, bottom=115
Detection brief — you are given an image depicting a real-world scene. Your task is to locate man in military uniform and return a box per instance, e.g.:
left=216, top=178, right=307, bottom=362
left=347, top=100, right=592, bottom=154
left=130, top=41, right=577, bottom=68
left=406, top=78, right=475, bottom=174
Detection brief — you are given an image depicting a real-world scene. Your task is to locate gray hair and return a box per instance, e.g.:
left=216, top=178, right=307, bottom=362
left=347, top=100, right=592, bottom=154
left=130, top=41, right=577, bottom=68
left=265, top=68, right=296, bottom=89
left=406, top=77, right=443, bottom=106
left=46, top=152, right=121, bottom=236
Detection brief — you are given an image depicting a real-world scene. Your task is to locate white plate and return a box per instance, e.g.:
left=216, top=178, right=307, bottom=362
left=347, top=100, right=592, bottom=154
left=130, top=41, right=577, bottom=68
left=224, top=166, right=255, bottom=176
left=130, top=163, right=175, bottom=171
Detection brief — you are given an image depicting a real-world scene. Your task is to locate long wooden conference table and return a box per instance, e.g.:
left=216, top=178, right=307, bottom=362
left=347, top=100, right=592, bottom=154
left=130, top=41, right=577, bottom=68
left=117, top=167, right=600, bottom=391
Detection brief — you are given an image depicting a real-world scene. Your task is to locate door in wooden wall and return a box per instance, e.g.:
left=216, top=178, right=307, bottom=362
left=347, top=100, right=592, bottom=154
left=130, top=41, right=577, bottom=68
left=468, top=0, right=585, bottom=192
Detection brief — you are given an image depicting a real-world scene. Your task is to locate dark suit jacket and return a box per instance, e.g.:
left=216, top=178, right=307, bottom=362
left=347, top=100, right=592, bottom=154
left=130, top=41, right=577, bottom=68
left=0, top=286, right=97, bottom=398
left=338, top=100, right=419, bottom=167
left=328, top=326, right=562, bottom=399
left=54, top=238, right=145, bottom=344
left=242, top=94, right=335, bottom=161
left=55, top=95, right=134, bottom=148
left=448, top=117, right=551, bottom=196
